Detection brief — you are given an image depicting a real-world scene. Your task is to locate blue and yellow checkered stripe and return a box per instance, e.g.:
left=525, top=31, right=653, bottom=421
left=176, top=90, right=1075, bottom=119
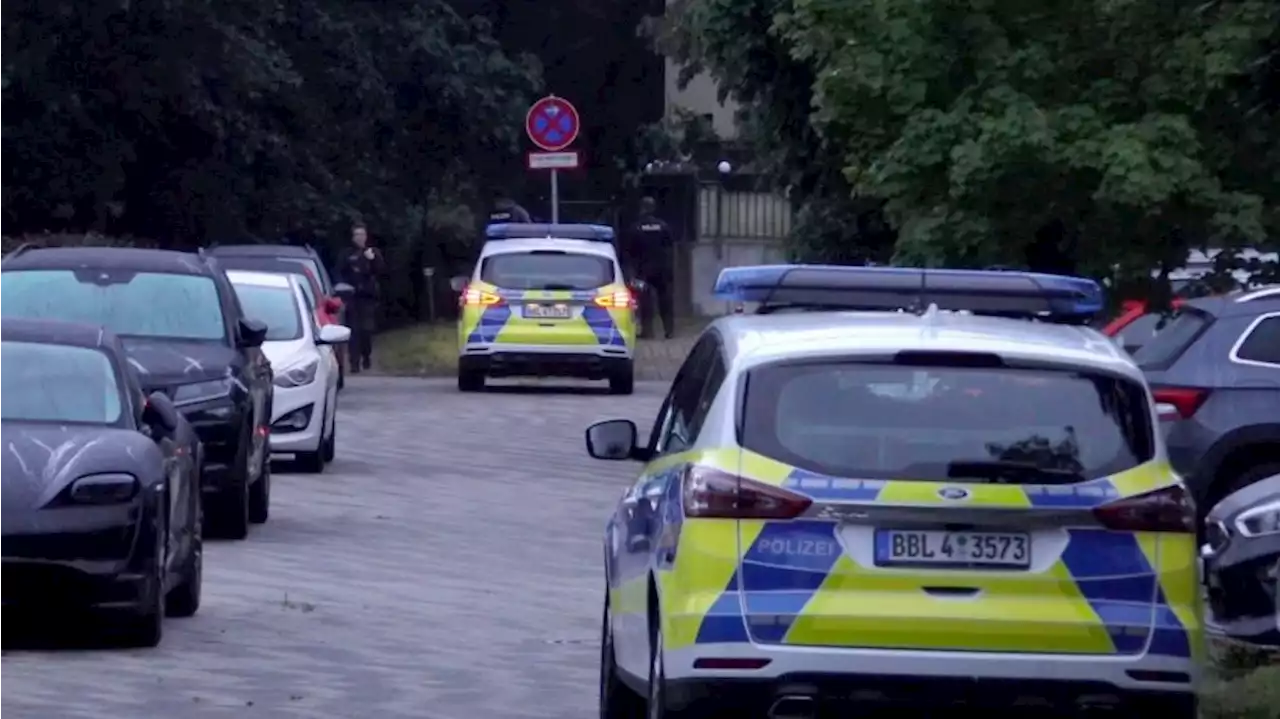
left=459, top=283, right=632, bottom=347
left=658, top=451, right=1200, bottom=660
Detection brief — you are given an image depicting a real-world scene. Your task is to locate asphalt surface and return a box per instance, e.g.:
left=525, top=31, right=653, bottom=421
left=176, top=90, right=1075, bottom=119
left=1, top=376, right=665, bottom=719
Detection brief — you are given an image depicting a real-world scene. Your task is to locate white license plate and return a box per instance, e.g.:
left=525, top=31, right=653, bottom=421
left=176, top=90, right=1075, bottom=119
left=874, top=529, right=1031, bottom=568
left=523, top=304, right=572, bottom=319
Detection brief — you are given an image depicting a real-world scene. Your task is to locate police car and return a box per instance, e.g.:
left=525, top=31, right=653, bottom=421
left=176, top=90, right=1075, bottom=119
left=586, top=265, right=1202, bottom=716
left=455, top=224, right=637, bottom=393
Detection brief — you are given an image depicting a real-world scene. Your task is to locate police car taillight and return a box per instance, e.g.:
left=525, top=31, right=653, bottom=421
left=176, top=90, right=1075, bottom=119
left=594, top=289, right=634, bottom=309
left=460, top=286, right=503, bottom=307
left=1092, top=485, right=1195, bottom=533
left=683, top=466, right=812, bottom=520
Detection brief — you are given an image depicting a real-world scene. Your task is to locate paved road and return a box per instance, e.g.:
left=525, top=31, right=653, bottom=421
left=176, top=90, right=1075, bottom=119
left=2, top=377, right=665, bottom=719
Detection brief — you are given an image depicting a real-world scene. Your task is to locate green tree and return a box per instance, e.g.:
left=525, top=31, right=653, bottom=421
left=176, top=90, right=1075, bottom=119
left=774, top=0, right=1279, bottom=276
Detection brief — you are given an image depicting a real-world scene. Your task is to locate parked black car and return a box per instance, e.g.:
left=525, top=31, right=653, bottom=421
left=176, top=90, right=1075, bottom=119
left=1, top=246, right=274, bottom=539
left=1204, top=473, right=1280, bottom=647
left=1133, top=286, right=1280, bottom=515
left=1, top=318, right=202, bottom=647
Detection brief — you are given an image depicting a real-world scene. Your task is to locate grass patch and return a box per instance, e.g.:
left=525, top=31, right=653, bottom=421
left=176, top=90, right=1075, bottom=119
left=1203, top=637, right=1280, bottom=718
left=371, top=323, right=457, bottom=376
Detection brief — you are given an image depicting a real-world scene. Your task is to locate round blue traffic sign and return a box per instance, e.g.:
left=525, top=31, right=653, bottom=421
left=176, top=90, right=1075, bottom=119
left=525, top=96, right=580, bottom=152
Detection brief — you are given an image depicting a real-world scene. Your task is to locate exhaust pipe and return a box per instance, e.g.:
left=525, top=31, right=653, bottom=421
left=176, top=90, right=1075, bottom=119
left=768, top=695, right=816, bottom=719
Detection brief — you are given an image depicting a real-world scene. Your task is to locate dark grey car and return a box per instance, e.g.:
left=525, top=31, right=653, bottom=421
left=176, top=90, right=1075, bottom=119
left=1133, top=286, right=1280, bottom=514
left=1203, top=474, right=1280, bottom=646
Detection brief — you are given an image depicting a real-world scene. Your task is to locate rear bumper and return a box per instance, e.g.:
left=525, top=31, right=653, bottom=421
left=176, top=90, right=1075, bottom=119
left=662, top=642, right=1198, bottom=711
left=460, top=343, right=631, bottom=379
left=662, top=671, right=1197, bottom=714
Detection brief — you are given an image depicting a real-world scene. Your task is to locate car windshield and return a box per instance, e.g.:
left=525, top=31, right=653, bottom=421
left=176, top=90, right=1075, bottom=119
left=742, top=361, right=1154, bottom=481
left=480, top=251, right=614, bottom=290
left=1113, top=311, right=1169, bottom=354
left=279, top=257, right=328, bottom=292
left=1132, top=309, right=1211, bottom=370
left=231, top=283, right=303, bottom=341
left=1, top=269, right=226, bottom=342
left=1, top=341, right=124, bottom=425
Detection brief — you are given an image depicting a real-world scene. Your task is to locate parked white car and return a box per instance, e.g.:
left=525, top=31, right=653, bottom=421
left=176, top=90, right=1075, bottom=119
left=226, top=270, right=349, bottom=472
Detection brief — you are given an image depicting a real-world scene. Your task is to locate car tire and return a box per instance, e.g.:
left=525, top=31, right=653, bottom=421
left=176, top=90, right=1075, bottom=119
left=295, top=408, right=327, bottom=474
left=458, top=369, right=485, bottom=392
left=321, top=412, right=336, bottom=463
left=165, top=505, right=203, bottom=618
left=209, top=425, right=251, bottom=540
left=1226, top=462, right=1280, bottom=498
left=601, top=593, right=645, bottom=719
left=248, top=455, right=270, bottom=524
left=119, top=528, right=165, bottom=648
left=609, top=362, right=635, bottom=396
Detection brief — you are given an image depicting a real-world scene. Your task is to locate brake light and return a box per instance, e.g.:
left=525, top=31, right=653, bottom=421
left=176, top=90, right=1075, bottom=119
left=460, top=286, right=503, bottom=307
left=683, top=466, right=813, bottom=519
left=1151, top=386, right=1209, bottom=421
left=1092, top=485, right=1195, bottom=533
left=594, top=289, right=635, bottom=309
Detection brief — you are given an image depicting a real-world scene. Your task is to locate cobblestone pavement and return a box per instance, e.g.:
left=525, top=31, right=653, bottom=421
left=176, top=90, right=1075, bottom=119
left=1, top=377, right=666, bottom=719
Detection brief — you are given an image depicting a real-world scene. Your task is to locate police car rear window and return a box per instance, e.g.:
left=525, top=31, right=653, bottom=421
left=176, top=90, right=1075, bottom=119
left=741, top=362, right=1154, bottom=482
left=480, top=252, right=614, bottom=290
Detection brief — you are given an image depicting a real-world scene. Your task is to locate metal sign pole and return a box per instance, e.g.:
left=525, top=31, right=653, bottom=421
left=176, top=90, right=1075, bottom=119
left=550, top=169, right=560, bottom=224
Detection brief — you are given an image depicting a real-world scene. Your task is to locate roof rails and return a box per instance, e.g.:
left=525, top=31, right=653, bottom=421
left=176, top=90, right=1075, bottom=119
left=713, top=264, right=1105, bottom=324
left=1235, top=285, right=1280, bottom=303
left=484, top=223, right=615, bottom=242
left=2, top=242, right=38, bottom=262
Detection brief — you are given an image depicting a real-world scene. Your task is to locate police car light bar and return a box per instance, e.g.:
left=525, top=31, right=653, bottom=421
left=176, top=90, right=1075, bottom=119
left=484, top=223, right=615, bottom=242
left=713, top=264, right=1104, bottom=322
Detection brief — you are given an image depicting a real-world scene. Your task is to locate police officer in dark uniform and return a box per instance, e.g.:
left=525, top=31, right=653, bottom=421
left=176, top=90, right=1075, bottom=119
left=488, top=191, right=532, bottom=223
left=624, top=197, right=676, bottom=339
left=335, top=223, right=386, bottom=372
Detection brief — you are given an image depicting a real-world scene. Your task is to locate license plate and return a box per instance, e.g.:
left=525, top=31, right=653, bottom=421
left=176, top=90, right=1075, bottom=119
left=523, top=303, right=572, bottom=319
left=874, top=529, right=1031, bottom=568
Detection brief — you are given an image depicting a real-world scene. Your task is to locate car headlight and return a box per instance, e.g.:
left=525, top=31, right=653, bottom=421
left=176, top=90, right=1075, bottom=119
left=68, top=473, right=139, bottom=505
left=173, top=378, right=235, bottom=406
left=1235, top=499, right=1280, bottom=538
left=274, top=358, right=319, bottom=388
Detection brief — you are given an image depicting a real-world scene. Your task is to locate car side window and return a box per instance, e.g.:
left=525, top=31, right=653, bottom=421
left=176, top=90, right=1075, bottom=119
left=1235, top=315, right=1280, bottom=367
left=654, top=334, right=719, bottom=456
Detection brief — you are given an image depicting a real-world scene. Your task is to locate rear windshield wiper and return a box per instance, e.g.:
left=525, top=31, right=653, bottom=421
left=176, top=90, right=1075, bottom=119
left=945, top=460, right=1085, bottom=485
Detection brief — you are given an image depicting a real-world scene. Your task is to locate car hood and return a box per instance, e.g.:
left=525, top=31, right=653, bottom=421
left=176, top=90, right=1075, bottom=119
left=1207, top=474, right=1280, bottom=524
left=262, top=337, right=313, bottom=371
left=1, top=422, right=160, bottom=513
left=121, top=338, right=240, bottom=389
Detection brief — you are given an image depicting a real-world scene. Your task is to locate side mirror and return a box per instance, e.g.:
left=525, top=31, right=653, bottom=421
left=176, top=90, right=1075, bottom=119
left=141, top=391, right=180, bottom=435
left=237, top=318, right=268, bottom=348
left=333, top=282, right=356, bottom=297
left=323, top=296, right=343, bottom=313
left=317, top=324, right=352, bottom=344
left=585, top=419, right=639, bottom=461
left=449, top=276, right=469, bottom=293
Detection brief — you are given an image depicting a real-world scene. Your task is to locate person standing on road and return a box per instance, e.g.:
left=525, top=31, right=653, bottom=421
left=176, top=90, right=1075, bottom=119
left=488, top=191, right=532, bottom=224
left=336, top=223, right=385, bottom=373
left=624, top=197, right=676, bottom=339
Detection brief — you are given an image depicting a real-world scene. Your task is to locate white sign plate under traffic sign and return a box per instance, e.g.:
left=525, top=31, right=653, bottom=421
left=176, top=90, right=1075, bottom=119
left=527, top=151, right=580, bottom=170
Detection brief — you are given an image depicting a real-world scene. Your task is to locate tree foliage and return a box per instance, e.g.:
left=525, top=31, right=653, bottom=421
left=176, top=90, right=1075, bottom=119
left=2, top=0, right=542, bottom=249
left=657, top=0, right=1279, bottom=277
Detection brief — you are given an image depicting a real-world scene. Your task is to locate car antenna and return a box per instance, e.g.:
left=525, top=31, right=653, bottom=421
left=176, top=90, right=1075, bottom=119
left=758, top=266, right=800, bottom=313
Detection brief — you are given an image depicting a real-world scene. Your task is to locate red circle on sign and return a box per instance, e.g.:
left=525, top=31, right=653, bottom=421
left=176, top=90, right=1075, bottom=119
left=525, top=96, right=580, bottom=152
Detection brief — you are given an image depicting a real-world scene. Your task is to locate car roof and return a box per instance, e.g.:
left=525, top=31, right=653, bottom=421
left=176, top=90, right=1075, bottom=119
left=208, top=243, right=316, bottom=259
left=479, top=237, right=618, bottom=260
left=713, top=309, right=1138, bottom=377
left=1181, top=285, right=1280, bottom=318
left=225, top=269, right=294, bottom=289
left=2, top=246, right=213, bottom=276
left=214, top=256, right=322, bottom=288
left=1, top=317, right=122, bottom=351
